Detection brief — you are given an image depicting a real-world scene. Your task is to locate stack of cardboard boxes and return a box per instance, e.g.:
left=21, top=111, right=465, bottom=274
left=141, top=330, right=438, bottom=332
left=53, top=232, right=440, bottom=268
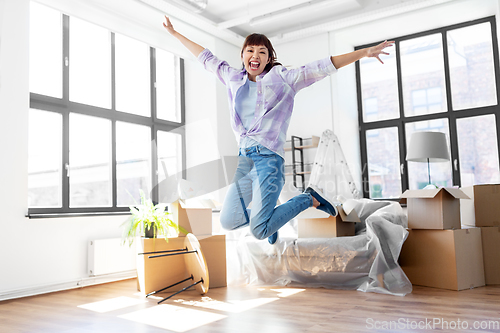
left=136, top=199, right=226, bottom=295
left=461, top=185, right=500, bottom=286
left=399, top=187, right=487, bottom=291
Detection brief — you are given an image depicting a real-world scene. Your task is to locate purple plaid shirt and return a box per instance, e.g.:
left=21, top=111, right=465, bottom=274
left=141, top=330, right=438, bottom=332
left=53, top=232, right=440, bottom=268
left=198, top=48, right=337, bottom=155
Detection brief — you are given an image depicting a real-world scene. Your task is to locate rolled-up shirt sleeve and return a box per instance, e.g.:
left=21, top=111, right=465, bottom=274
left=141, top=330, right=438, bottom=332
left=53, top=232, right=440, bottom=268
left=282, top=57, right=338, bottom=93
left=197, top=48, right=237, bottom=86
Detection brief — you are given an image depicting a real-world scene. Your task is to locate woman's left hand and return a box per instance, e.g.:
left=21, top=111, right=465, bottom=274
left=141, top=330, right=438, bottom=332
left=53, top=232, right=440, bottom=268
left=367, top=40, right=395, bottom=64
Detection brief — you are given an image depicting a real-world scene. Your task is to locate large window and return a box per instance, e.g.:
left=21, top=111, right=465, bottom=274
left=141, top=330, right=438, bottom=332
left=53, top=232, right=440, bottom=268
left=357, top=16, right=500, bottom=198
left=28, top=2, right=185, bottom=216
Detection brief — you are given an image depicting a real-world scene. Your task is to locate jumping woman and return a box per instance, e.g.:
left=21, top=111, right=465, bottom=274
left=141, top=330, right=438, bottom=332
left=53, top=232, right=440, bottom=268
left=163, top=16, right=394, bottom=244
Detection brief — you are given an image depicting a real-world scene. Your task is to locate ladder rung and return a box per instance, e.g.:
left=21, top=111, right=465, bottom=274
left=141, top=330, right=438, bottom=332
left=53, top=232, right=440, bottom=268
left=285, top=172, right=311, bottom=176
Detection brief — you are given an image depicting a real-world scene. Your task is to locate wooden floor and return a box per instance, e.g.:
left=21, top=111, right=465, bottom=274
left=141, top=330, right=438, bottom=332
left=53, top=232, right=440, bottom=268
left=1, top=279, right=500, bottom=333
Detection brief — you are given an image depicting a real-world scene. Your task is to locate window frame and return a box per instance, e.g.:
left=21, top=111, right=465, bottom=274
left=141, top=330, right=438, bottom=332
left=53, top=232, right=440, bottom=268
left=28, top=14, right=186, bottom=218
left=356, top=16, right=500, bottom=199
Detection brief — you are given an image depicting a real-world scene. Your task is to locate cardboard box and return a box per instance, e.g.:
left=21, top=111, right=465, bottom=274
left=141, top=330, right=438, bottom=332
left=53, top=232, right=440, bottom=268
left=198, top=234, right=227, bottom=288
left=461, top=184, right=500, bottom=227
left=136, top=237, right=187, bottom=295
left=297, top=206, right=360, bottom=238
left=136, top=234, right=226, bottom=295
left=479, top=226, right=500, bottom=285
left=400, top=188, right=469, bottom=229
left=168, top=200, right=213, bottom=236
left=400, top=228, right=485, bottom=291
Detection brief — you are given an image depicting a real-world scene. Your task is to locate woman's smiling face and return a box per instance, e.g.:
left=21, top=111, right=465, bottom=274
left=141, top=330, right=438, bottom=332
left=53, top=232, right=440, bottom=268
left=242, top=45, right=270, bottom=81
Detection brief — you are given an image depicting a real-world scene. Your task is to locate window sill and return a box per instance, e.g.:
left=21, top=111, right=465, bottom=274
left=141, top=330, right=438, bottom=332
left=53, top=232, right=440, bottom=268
left=26, top=211, right=131, bottom=219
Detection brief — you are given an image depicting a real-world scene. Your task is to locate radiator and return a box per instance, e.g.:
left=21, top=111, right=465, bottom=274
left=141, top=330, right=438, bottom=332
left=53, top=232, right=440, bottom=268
left=88, top=238, right=137, bottom=276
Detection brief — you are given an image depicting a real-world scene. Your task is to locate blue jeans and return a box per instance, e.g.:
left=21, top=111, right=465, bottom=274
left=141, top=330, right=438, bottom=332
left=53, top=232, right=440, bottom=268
left=220, top=145, right=314, bottom=240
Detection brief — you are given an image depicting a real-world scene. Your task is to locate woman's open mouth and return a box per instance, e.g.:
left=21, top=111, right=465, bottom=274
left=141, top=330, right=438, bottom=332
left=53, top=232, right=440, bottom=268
left=249, top=61, right=260, bottom=71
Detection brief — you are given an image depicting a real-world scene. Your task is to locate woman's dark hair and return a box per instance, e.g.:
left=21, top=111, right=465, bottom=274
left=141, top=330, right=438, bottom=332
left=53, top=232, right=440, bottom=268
left=241, top=33, right=282, bottom=72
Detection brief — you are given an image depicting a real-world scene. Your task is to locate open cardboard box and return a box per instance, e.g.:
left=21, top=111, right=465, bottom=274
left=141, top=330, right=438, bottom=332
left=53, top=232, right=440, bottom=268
left=297, top=206, right=360, bottom=238
left=164, top=178, right=219, bottom=236
left=400, top=188, right=469, bottom=229
left=136, top=234, right=226, bottom=295
left=168, top=199, right=214, bottom=236
left=461, top=184, right=500, bottom=227
left=400, top=227, right=485, bottom=291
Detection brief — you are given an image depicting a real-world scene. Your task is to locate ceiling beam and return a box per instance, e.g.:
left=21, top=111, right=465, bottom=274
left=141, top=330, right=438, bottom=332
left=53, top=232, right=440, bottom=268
left=216, top=0, right=322, bottom=29
left=269, top=0, right=456, bottom=45
left=249, top=0, right=355, bottom=27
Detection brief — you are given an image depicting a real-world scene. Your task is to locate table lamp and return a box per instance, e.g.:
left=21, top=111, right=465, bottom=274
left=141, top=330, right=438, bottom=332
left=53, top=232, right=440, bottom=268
left=406, top=131, right=450, bottom=186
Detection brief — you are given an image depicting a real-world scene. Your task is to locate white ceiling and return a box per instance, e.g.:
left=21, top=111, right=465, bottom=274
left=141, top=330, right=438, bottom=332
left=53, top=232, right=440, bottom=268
left=135, top=0, right=456, bottom=46
left=202, top=0, right=363, bottom=37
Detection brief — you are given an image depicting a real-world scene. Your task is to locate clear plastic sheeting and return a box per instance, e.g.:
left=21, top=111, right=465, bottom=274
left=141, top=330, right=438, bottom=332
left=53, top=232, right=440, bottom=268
left=307, top=130, right=362, bottom=200
left=225, top=200, right=412, bottom=296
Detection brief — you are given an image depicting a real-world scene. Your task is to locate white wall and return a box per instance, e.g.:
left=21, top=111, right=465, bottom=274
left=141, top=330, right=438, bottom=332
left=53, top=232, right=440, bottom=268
left=0, top=0, right=236, bottom=298
left=184, top=38, right=240, bottom=204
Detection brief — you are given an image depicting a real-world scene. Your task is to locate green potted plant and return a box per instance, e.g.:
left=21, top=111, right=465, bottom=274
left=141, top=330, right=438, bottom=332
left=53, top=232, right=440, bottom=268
left=121, top=190, right=187, bottom=246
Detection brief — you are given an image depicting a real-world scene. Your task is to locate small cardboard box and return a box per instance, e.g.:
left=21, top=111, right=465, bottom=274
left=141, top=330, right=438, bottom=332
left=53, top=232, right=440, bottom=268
left=400, top=228, right=485, bottom=291
left=297, top=206, right=360, bottom=238
left=168, top=199, right=213, bottom=236
left=461, top=184, right=500, bottom=227
left=136, top=234, right=226, bottom=295
left=479, top=226, right=500, bottom=285
left=400, top=188, right=469, bottom=229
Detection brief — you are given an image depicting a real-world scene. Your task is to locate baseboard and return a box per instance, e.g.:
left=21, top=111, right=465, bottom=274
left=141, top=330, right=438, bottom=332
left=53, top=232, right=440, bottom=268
left=0, top=270, right=137, bottom=302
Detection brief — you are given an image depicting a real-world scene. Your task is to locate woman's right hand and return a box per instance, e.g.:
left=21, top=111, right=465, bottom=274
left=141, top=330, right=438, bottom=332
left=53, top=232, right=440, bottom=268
left=163, top=16, right=176, bottom=35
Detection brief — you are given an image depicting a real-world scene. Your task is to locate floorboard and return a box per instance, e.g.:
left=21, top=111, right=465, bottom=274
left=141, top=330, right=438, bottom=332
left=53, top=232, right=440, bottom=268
left=1, top=279, right=499, bottom=332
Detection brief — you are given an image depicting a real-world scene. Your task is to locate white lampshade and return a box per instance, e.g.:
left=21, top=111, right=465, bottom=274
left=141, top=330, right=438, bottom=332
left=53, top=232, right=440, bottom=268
left=406, top=131, right=450, bottom=162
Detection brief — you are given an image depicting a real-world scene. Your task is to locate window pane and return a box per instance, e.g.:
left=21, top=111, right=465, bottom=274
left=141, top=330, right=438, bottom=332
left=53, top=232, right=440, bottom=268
left=448, top=22, right=497, bottom=111
left=457, top=115, right=500, bottom=186
left=28, top=109, right=62, bottom=207
left=69, top=114, right=112, bottom=207
left=405, top=120, right=453, bottom=189
left=69, top=17, right=111, bottom=108
left=29, top=2, right=62, bottom=98
left=156, top=49, right=180, bottom=122
left=360, top=46, right=399, bottom=122
left=117, top=122, right=151, bottom=205
left=366, top=127, right=401, bottom=198
left=115, top=34, right=150, bottom=116
left=401, top=34, right=447, bottom=117
left=157, top=130, right=182, bottom=202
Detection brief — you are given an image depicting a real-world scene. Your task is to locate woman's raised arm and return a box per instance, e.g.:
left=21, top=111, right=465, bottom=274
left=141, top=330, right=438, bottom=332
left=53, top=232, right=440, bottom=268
left=163, top=16, right=205, bottom=58
left=331, top=40, right=395, bottom=69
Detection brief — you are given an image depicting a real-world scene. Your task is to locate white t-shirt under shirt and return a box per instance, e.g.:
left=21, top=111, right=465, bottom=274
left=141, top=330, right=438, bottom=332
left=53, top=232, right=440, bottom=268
left=235, top=79, right=259, bottom=149
left=235, top=79, right=282, bottom=156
